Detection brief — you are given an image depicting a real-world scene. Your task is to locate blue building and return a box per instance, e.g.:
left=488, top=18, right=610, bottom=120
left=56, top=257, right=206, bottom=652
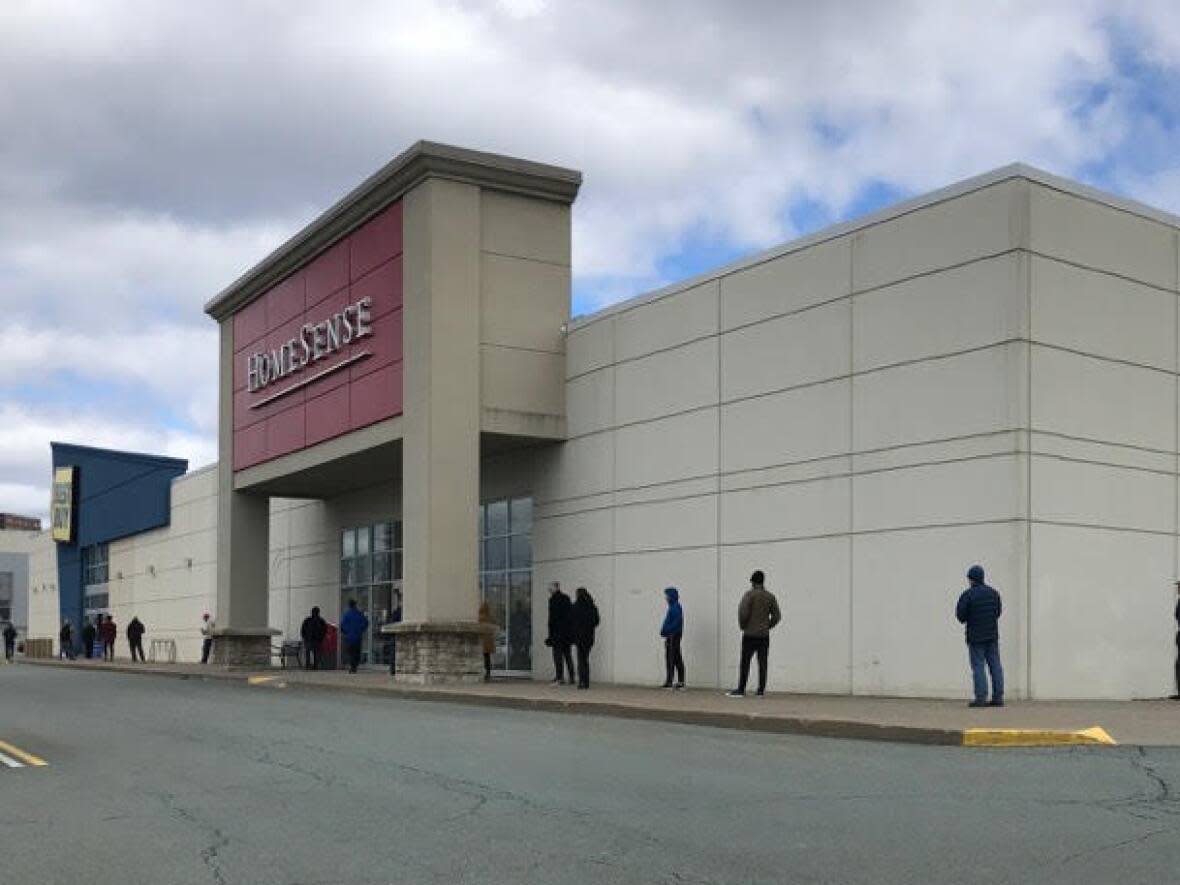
left=50, top=443, right=187, bottom=633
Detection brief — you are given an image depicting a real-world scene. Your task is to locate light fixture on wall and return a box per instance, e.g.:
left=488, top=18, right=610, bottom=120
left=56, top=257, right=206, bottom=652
left=116, top=571, right=123, bottom=581
left=185, top=558, right=193, bottom=569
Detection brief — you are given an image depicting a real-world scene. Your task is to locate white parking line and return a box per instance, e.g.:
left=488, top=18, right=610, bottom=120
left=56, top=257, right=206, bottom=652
left=0, top=750, right=25, bottom=768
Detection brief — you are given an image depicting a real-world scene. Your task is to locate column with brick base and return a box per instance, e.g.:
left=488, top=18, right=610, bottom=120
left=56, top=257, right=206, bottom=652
left=209, top=628, right=279, bottom=669
left=386, top=621, right=494, bottom=684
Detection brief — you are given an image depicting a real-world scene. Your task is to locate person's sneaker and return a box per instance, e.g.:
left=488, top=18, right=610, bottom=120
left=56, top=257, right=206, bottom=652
left=660, top=683, right=674, bottom=689
left=673, top=683, right=686, bottom=691
left=968, top=700, right=987, bottom=707
left=726, top=690, right=746, bottom=698
left=755, top=690, right=765, bottom=697
left=1170, top=694, right=1180, bottom=701
left=988, top=699, right=1005, bottom=707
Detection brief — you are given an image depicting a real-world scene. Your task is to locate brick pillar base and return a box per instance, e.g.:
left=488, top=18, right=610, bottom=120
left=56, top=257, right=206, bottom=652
left=209, top=628, right=278, bottom=668
left=384, top=621, right=493, bottom=685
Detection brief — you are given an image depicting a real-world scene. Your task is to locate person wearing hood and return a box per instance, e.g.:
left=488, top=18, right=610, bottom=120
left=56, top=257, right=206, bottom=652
left=660, top=587, right=685, bottom=689
left=955, top=564, right=1004, bottom=707
left=570, top=587, right=600, bottom=690
left=100, top=614, right=117, bottom=661
left=300, top=606, right=327, bottom=670
left=127, top=617, right=146, bottom=662
left=545, top=582, right=575, bottom=685
left=340, top=599, right=369, bottom=674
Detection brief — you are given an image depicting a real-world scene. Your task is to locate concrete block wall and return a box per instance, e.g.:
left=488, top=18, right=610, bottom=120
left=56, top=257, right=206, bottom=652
left=1024, top=182, right=1180, bottom=699
left=537, top=177, right=1042, bottom=696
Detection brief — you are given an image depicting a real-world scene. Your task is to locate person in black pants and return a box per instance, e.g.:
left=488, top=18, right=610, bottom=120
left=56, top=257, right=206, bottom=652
left=570, top=587, right=600, bottom=690
left=546, top=582, right=575, bottom=685
left=660, top=587, right=685, bottom=689
left=1171, top=581, right=1180, bottom=701
left=727, top=571, right=782, bottom=698
left=300, top=606, right=327, bottom=670
left=127, top=617, right=146, bottom=662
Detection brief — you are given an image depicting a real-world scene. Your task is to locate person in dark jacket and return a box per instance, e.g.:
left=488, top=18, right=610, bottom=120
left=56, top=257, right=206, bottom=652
left=660, top=587, right=685, bottom=689
left=81, top=617, right=96, bottom=659
left=1171, top=581, right=1180, bottom=701
left=100, top=614, right=117, bottom=662
left=300, top=606, right=328, bottom=670
left=340, top=599, right=369, bottom=674
left=58, top=621, right=74, bottom=660
left=5, top=621, right=19, bottom=661
left=127, top=617, right=146, bottom=662
left=546, top=582, right=575, bottom=685
left=955, top=564, right=1004, bottom=707
left=727, top=571, right=782, bottom=697
left=570, top=587, right=600, bottom=690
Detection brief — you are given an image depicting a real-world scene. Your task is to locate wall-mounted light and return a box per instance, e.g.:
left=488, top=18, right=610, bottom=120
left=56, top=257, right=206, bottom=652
left=185, top=558, right=193, bottom=569
left=116, top=571, right=123, bottom=581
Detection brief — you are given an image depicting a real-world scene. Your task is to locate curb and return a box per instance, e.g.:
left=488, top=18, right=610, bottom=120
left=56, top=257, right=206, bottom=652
left=961, top=726, right=1117, bottom=747
left=13, top=659, right=1116, bottom=749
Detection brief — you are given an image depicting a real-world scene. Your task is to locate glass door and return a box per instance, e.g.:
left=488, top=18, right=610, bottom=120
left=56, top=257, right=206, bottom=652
left=479, top=496, right=533, bottom=673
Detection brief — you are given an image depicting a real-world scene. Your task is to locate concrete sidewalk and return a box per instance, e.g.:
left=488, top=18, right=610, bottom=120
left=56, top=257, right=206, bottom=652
left=16, top=656, right=1177, bottom=747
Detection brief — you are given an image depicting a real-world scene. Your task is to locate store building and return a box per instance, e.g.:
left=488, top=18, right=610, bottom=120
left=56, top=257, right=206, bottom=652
left=23, top=141, right=1180, bottom=698
left=0, top=514, right=42, bottom=636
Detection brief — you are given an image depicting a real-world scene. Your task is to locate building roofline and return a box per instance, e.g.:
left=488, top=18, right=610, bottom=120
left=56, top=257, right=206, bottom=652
left=570, top=161, right=1180, bottom=330
left=205, top=140, right=583, bottom=321
left=50, top=441, right=189, bottom=472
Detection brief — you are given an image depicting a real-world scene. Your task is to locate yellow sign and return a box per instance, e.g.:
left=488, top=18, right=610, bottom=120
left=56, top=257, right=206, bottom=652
left=51, top=466, right=77, bottom=543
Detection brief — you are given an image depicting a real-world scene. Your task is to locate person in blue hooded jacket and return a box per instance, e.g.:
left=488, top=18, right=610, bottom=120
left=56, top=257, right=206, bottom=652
left=660, top=587, right=686, bottom=689
left=955, top=565, right=1003, bottom=707
left=340, top=599, right=369, bottom=674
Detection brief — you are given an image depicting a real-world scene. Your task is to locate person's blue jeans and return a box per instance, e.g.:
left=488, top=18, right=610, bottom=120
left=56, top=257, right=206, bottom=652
left=968, top=640, right=1004, bottom=702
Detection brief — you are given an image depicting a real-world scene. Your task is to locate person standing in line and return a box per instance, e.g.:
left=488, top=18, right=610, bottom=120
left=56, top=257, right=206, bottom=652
left=955, top=564, right=1004, bottom=708
left=300, top=606, right=327, bottom=670
left=1169, top=580, right=1180, bottom=701
left=100, top=615, right=117, bottom=662
left=81, top=617, right=96, bottom=659
left=660, top=587, right=686, bottom=690
left=545, top=582, right=575, bottom=685
left=340, top=599, right=369, bottom=674
left=570, top=587, right=600, bottom=690
left=59, top=620, right=74, bottom=660
left=477, top=601, right=496, bottom=682
left=127, top=617, right=146, bottom=663
left=4, top=621, right=17, bottom=662
left=200, top=612, right=215, bottom=664
left=727, top=570, right=782, bottom=698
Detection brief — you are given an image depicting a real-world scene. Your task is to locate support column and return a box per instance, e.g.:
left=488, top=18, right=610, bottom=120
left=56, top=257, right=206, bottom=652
left=389, top=177, right=490, bottom=683
left=214, top=318, right=277, bottom=667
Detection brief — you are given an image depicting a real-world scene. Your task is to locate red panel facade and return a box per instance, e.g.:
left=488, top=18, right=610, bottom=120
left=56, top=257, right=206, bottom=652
left=231, top=201, right=404, bottom=471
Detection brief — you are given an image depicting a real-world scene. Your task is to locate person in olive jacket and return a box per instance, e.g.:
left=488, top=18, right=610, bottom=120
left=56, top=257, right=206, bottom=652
left=545, top=582, right=575, bottom=685
left=1172, top=580, right=1180, bottom=701
left=570, top=587, right=600, bottom=690
left=955, top=564, right=1004, bottom=707
left=727, top=570, right=782, bottom=697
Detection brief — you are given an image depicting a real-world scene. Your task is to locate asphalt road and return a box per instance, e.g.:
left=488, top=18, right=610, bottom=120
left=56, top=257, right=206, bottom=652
left=2, top=665, right=1180, bottom=885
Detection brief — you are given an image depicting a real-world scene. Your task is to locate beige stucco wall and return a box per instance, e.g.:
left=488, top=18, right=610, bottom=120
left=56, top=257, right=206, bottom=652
left=24, top=530, right=58, bottom=641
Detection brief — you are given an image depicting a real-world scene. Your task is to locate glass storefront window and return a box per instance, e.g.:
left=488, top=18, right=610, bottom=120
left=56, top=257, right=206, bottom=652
left=339, top=520, right=403, bottom=668
left=479, top=495, right=533, bottom=672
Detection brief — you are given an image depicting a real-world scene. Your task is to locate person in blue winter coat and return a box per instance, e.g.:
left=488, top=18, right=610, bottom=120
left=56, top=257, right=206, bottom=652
left=340, top=599, right=369, bottom=674
left=660, top=587, right=685, bottom=689
left=955, top=564, right=1003, bottom=707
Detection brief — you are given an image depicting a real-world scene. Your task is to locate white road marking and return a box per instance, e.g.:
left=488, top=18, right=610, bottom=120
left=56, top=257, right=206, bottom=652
left=0, top=750, right=25, bottom=768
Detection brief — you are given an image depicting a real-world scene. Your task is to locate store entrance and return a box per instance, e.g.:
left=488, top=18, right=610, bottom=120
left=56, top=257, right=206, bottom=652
left=339, top=520, right=403, bottom=669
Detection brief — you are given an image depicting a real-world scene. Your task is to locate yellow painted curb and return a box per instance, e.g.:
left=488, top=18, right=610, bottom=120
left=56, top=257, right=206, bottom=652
left=247, top=676, right=277, bottom=685
left=0, top=740, right=48, bottom=766
left=962, top=725, right=1116, bottom=747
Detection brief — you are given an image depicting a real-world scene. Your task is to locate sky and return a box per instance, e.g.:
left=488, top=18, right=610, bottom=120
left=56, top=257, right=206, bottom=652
left=4, top=0, right=1180, bottom=521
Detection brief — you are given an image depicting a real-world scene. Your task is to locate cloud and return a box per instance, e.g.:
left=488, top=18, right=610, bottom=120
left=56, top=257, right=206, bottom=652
left=2, top=0, right=1180, bottom=516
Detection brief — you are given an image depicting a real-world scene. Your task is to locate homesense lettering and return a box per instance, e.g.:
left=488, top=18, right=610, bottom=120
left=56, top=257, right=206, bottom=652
left=246, top=296, right=373, bottom=393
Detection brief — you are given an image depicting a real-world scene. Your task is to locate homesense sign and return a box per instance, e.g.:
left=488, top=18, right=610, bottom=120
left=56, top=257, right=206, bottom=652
left=246, top=296, right=373, bottom=394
